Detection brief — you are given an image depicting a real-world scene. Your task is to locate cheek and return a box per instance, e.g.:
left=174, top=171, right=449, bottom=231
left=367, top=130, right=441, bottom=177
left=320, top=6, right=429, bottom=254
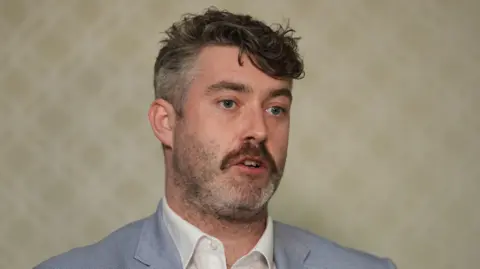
left=196, top=112, right=234, bottom=142
left=184, top=114, right=229, bottom=153
left=267, top=126, right=289, bottom=157
left=198, top=121, right=229, bottom=146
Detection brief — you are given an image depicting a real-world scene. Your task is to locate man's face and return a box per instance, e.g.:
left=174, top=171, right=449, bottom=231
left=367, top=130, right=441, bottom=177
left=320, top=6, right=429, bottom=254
left=172, top=46, right=292, bottom=220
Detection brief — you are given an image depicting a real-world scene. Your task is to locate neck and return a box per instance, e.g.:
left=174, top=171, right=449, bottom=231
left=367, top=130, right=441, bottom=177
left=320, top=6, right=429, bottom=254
left=165, top=183, right=268, bottom=265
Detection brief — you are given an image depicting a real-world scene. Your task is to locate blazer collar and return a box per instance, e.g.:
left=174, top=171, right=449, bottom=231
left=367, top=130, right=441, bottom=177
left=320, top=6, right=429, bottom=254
left=134, top=201, right=182, bottom=268
left=273, top=221, right=311, bottom=269
left=133, top=199, right=311, bottom=269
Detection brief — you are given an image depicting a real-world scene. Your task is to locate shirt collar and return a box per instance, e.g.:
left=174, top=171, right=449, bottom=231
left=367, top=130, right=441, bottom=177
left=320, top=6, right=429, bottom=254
left=251, top=213, right=275, bottom=268
left=162, top=198, right=275, bottom=268
left=162, top=198, right=204, bottom=267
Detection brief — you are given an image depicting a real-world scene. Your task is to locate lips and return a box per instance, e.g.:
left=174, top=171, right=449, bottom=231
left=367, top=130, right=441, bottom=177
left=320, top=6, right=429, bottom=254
left=233, top=156, right=267, bottom=169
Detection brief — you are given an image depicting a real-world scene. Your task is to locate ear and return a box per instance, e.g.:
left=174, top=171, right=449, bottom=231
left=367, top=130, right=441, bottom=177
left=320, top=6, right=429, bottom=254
left=148, top=99, right=176, bottom=148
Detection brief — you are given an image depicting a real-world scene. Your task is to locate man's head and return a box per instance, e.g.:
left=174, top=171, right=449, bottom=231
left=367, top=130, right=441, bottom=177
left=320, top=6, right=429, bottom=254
left=148, top=7, right=304, bottom=221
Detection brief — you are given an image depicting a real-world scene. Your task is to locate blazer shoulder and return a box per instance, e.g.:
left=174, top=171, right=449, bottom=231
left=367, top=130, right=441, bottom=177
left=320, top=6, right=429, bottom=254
left=34, top=216, right=149, bottom=269
left=274, top=221, right=396, bottom=269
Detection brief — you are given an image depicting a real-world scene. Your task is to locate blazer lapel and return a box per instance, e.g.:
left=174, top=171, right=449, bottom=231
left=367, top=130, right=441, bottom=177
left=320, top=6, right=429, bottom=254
left=273, top=221, right=311, bottom=269
left=133, top=201, right=183, bottom=269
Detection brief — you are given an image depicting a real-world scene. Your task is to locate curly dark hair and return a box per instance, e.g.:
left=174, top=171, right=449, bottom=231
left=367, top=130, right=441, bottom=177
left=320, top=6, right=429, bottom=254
left=153, top=7, right=305, bottom=114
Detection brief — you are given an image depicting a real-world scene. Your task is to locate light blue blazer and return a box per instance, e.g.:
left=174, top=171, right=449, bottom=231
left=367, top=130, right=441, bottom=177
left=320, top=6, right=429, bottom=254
left=35, top=200, right=396, bottom=269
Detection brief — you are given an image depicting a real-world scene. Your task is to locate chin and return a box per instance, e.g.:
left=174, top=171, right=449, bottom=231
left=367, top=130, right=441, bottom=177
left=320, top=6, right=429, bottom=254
left=212, top=198, right=268, bottom=221
left=221, top=186, right=273, bottom=209
left=201, top=177, right=277, bottom=216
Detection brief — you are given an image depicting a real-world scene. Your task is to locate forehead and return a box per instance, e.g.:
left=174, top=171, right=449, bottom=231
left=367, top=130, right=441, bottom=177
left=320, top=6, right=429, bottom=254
left=190, top=46, right=291, bottom=93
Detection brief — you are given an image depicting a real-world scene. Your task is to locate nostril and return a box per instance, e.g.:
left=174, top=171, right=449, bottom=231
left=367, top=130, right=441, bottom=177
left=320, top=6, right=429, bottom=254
left=244, top=137, right=264, bottom=146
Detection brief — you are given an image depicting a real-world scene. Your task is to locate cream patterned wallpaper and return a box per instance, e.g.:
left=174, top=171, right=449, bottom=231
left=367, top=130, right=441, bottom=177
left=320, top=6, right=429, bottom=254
left=1, top=0, right=479, bottom=268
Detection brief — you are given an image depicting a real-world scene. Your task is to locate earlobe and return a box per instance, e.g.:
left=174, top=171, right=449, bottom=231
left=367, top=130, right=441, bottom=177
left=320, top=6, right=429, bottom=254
left=148, top=99, right=175, bottom=148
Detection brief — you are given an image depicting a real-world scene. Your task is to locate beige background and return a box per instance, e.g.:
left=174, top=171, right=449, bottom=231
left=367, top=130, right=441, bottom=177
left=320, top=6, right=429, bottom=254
left=1, top=0, right=479, bottom=268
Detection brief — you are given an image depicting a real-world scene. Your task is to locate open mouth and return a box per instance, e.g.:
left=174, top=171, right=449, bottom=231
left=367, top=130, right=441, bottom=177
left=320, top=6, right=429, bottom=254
left=241, top=159, right=262, bottom=168
left=231, top=157, right=268, bottom=175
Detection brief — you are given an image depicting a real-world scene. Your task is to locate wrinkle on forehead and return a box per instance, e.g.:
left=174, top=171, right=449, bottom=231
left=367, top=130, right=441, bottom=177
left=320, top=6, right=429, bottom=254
left=190, top=46, right=292, bottom=96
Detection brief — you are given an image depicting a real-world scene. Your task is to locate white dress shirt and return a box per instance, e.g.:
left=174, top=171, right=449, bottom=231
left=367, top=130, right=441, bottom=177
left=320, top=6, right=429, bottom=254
left=162, top=198, right=276, bottom=269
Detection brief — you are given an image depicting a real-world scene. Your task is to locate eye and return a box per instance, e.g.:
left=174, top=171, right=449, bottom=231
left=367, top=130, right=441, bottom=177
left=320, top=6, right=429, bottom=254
left=266, top=106, right=286, bottom=116
left=219, top=99, right=237, bottom=109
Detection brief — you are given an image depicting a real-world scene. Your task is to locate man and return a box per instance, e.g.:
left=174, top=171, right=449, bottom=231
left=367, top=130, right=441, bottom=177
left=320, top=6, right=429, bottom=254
left=35, top=7, right=396, bottom=269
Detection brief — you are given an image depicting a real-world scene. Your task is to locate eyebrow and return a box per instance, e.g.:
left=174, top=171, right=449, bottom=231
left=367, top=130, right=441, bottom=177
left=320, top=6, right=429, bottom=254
left=206, top=80, right=293, bottom=101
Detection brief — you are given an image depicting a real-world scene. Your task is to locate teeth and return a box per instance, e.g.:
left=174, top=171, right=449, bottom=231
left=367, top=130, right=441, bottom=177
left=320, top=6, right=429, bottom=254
left=243, top=160, right=260, bottom=167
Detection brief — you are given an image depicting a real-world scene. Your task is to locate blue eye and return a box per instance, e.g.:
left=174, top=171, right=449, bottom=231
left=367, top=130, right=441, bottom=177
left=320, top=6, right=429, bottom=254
left=267, top=106, right=286, bottom=116
left=219, top=100, right=236, bottom=109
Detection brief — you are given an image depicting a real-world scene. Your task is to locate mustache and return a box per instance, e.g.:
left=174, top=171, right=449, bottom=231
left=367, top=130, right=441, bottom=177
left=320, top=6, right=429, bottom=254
left=220, top=141, right=278, bottom=173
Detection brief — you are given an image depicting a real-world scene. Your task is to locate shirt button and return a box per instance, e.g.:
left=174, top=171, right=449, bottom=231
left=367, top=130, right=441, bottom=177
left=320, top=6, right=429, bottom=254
left=209, top=240, right=218, bottom=250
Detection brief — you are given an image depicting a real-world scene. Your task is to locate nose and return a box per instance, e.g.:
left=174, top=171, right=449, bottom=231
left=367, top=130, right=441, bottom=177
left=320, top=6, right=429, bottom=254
left=242, top=108, right=268, bottom=144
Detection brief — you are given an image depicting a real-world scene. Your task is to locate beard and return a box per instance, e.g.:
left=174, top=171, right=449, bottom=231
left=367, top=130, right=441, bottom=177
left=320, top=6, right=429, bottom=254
left=171, top=120, right=284, bottom=222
